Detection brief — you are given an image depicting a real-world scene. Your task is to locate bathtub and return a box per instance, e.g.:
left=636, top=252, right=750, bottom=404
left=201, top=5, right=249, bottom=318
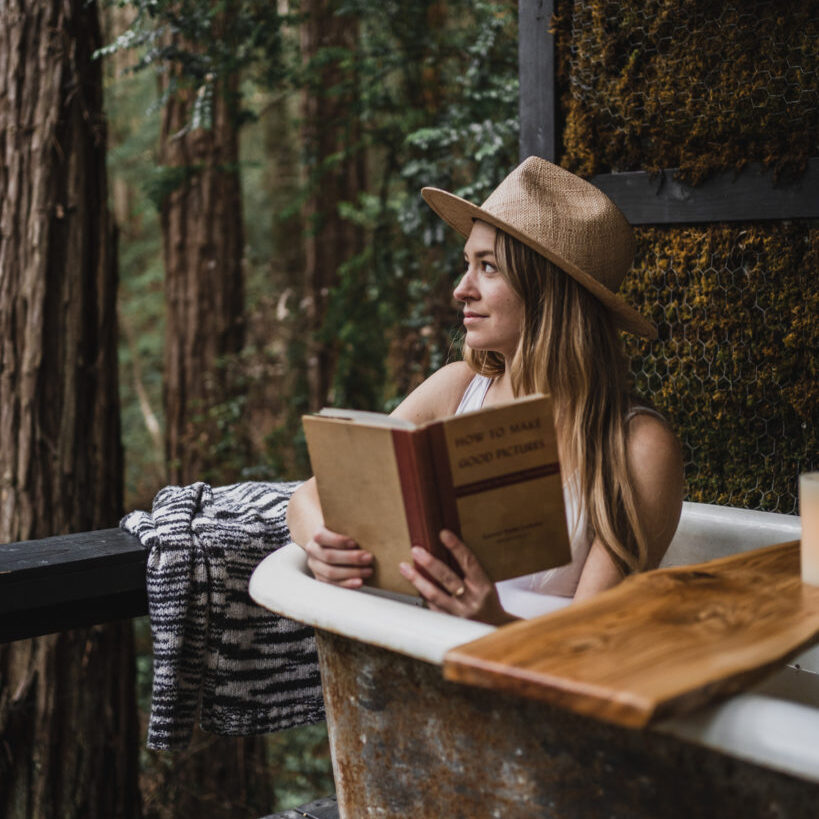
left=250, top=502, right=819, bottom=817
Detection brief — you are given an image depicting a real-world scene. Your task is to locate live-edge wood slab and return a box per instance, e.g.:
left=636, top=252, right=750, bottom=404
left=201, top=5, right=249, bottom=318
left=444, top=541, right=819, bottom=728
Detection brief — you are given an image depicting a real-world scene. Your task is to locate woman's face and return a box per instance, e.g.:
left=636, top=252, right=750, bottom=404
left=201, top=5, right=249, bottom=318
left=454, top=221, right=524, bottom=361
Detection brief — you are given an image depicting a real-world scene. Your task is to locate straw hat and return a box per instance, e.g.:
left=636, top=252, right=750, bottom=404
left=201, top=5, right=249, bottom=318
left=421, top=156, right=656, bottom=339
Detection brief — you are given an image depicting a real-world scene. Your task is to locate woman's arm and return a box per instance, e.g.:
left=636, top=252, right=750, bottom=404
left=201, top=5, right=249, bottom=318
left=287, top=477, right=323, bottom=547
left=287, top=362, right=476, bottom=587
left=573, top=413, right=684, bottom=602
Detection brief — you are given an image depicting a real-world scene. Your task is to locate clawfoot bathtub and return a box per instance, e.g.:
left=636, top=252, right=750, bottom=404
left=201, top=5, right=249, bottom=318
left=250, top=503, right=819, bottom=817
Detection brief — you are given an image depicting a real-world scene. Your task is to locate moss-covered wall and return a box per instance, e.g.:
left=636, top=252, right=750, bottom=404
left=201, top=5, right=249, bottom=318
left=553, top=0, right=818, bottom=183
left=623, top=224, right=817, bottom=513
left=553, top=0, right=818, bottom=512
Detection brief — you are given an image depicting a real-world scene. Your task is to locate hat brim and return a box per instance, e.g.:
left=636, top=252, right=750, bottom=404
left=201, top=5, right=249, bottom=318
left=421, top=186, right=657, bottom=339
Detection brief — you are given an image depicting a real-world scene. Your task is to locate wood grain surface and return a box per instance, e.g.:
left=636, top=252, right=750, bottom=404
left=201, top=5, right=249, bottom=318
left=0, top=528, right=147, bottom=642
left=444, top=541, right=819, bottom=728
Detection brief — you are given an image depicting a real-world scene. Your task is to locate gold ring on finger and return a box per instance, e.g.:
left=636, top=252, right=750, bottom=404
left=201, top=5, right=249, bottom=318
left=453, top=585, right=466, bottom=598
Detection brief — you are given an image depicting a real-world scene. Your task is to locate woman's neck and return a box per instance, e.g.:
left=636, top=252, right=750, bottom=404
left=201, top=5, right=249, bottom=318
left=484, top=369, right=516, bottom=406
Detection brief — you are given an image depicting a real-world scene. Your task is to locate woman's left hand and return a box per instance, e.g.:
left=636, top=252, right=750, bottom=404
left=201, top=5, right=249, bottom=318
left=398, top=530, right=518, bottom=625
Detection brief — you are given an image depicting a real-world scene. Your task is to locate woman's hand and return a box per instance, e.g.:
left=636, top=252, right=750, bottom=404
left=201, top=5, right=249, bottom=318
left=399, top=530, right=517, bottom=625
left=304, top=526, right=373, bottom=589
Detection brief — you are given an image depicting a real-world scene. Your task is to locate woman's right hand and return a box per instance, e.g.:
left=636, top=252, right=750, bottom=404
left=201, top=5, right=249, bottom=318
left=304, top=526, right=374, bottom=589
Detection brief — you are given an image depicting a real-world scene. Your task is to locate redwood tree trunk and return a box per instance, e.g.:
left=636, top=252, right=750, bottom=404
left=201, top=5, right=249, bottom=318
left=0, top=1, right=140, bottom=816
left=154, top=30, right=272, bottom=819
left=160, top=70, right=246, bottom=485
left=301, top=0, right=366, bottom=410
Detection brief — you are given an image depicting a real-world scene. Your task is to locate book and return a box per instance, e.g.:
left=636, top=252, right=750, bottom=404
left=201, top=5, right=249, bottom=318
left=302, top=394, right=572, bottom=596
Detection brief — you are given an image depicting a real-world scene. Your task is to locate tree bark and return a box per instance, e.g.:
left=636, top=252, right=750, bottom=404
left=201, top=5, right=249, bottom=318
left=0, top=1, right=140, bottom=816
left=301, top=0, right=366, bottom=410
left=152, top=20, right=272, bottom=819
left=160, top=66, right=246, bottom=485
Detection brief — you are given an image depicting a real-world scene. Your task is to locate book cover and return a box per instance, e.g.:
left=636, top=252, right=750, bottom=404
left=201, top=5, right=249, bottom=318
left=303, top=394, right=571, bottom=596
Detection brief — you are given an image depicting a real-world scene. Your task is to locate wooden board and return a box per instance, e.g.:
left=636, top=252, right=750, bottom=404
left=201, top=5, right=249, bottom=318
left=590, top=160, right=819, bottom=224
left=444, top=541, right=819, bottom=728
left=0, top=528, right=147, bottom=642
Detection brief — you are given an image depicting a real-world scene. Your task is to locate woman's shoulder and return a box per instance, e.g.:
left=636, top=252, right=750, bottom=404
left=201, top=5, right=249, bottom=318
left=625, top=410, right=683, bottom=488
left=391, top=362, right=476, bottom=425
left=624, top=409, right=684, bottom=569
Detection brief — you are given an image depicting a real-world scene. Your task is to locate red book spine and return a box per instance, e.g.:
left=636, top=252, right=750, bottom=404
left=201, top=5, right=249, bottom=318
left=425, top=421, right=460, bottom=537
left=390, top=429, right=439, bottom=554
left=424, top=422, right=462, bottom=576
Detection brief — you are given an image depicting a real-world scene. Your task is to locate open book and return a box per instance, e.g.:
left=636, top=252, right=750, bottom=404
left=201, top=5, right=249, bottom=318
left=303, top=394, right=571, bottom=596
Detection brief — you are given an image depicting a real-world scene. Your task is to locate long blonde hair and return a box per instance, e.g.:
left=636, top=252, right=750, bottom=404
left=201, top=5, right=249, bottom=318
left=463, top=227, right=649, bottom=574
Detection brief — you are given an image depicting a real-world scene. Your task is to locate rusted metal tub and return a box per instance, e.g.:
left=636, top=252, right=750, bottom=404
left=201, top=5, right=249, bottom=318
left=250, top=503, right=819, bottom=817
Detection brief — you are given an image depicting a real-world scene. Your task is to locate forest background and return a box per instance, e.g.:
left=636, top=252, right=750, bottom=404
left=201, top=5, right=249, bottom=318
left=109, top=0, right=520, bottom=507
left=0, top=0, right=518, bottom=815
left=1, top=0, right=815, bottom=816
left=106, top=0, right=515, bottom=816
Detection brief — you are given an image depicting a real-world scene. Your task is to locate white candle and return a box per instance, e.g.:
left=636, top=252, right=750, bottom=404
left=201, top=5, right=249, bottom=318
left=800, top=472, right=819, bottom=586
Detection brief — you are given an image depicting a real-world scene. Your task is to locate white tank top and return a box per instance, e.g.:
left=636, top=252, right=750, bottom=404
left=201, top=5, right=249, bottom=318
left=454, top=374, right=663, bottom=601
left=455, top=373, right=493, bottom=414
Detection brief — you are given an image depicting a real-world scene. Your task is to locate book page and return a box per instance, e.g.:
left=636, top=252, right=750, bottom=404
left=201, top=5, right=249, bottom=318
left=317, top=408, right=416, bottom=429
left=303, top=416, right=418, bottom=595
left=435, top=395, right=571, bottom=581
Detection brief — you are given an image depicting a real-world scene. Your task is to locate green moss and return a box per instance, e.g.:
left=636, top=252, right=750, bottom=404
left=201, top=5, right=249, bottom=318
left=550, top=1, right=818, bottom=513
left=553, top=0, right=818, bottom=183
left=622, top=223, right=818, bottom=513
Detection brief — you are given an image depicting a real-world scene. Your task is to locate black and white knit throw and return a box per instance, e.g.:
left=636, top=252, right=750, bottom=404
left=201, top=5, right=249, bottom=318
left=121, top=481, right=325, bottom=750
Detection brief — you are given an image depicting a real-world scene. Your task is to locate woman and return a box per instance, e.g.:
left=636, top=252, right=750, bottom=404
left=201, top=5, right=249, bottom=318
left=287, top=157, right=683, bottom=624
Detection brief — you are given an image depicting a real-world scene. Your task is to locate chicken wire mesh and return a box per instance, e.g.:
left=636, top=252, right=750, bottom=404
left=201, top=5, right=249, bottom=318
left=556, top=0, right=818, bottom=182
left=551, top=0, right=818, bottom=515
left=622, top=223, right=818, bottom=515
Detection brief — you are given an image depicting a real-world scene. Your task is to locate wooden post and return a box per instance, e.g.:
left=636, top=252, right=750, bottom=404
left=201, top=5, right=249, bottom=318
left=518, top=0, right=555, bottom=162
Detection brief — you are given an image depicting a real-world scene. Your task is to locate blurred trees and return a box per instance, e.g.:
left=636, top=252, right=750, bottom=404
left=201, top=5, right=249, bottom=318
left=301, top=0, right=366, bottom=410
left=106, top=1, right=287, bottom=487
left=311, top=0, right=520, bottom=414
left=0, top=1, right=140, bottom=816
left=100, top=0, right=519, bottom=813
left=158, top=30, right=246, bottom=486
left=109, top=0, right=519, bottom=496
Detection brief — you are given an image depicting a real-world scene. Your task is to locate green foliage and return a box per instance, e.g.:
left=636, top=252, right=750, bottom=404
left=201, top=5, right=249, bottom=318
left=105, top=0, right=521, bottom=483
left=221, top=0, right=521, bottom=477
left=97, top=0, right=289, bottom=129
left=143, top=163, right=201, bottom=208
left=266, top=724, right=335, bottom=810
left=311, top=0, right=520, bottom=413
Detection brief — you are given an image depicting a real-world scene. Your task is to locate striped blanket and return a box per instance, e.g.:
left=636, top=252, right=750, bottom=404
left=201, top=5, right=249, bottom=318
left=121, top=481, right=325, bottom=750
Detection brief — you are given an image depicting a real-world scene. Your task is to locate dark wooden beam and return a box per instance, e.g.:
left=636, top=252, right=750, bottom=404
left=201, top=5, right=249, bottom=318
left=0, top=528, right=147, bottom=643
left=591, top=159, right=819, bottom=225
left=519, top=0, right=555, bottom=162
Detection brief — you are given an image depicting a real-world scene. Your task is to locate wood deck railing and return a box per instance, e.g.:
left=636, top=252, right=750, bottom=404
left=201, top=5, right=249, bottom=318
left=0, top=529, right=147, bottom=643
